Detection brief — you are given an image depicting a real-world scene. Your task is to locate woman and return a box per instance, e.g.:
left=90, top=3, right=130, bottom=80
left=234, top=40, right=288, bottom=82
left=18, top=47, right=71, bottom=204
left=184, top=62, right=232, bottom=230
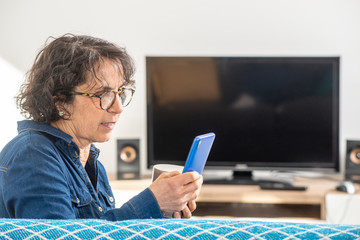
left=0, top=34, right=202, bottom=220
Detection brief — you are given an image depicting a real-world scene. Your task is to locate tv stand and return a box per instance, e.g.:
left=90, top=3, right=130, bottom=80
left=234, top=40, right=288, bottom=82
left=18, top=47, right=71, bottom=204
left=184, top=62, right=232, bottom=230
left=258, top=181, right=307, bottom=191
left=204, top=171, right=258, bottom=185
left=109, top=175, right=342, bottom=220
left=203, top=170, right=304, bottom=190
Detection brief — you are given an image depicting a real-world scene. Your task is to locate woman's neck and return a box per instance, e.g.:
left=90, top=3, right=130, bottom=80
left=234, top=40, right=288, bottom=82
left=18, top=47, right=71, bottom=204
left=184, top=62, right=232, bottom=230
left=78, top=145, right=90, bottom=168
left=51, top=120, right=91, bottom=168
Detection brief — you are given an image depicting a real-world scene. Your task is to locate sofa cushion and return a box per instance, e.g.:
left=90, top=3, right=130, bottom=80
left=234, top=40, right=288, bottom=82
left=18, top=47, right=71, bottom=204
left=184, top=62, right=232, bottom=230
left=0, top=218, right=359, bottom=239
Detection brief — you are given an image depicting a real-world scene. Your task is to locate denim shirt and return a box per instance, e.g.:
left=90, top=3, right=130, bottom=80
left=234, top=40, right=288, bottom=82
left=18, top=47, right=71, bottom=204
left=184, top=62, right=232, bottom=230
left=0, top=120, right=163, bottom=220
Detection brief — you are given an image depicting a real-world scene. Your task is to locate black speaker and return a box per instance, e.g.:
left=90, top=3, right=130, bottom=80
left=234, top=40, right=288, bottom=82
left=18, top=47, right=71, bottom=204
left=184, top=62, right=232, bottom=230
left=345, top=140, right=360, bottom=183
left=117, top=139, right=140, bottom=180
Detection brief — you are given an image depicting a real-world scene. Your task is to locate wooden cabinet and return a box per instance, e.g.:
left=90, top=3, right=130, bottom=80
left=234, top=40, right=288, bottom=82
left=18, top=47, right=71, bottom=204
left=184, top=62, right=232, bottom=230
left=110, top=176, right=344, bottom=220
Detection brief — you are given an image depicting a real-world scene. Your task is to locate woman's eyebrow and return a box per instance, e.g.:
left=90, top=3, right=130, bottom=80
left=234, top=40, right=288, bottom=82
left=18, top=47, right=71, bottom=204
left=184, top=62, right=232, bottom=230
left=94, top=82, right=125, bottom=92
left=91, top=85, right=111, bottom=94
left=102, top=86, right=113, bottom=91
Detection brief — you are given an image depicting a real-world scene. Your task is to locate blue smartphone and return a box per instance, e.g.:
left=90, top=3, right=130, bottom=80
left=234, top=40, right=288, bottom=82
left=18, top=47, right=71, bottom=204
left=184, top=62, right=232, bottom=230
left=182, top=132, right=215, bottom=174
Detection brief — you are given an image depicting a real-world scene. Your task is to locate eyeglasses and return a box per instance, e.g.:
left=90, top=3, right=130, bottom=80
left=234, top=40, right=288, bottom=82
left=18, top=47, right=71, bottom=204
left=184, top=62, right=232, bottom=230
left=71, top=88, right=135, bottom=110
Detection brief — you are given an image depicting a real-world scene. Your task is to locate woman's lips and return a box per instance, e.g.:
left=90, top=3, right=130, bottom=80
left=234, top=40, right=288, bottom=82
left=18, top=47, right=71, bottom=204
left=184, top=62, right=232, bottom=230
left=101, top=122, right=116, bottom=130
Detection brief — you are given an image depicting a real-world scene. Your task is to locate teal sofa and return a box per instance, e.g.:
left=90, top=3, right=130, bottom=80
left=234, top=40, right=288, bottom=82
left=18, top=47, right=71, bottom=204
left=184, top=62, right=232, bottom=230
left=1, top=218, right=360, bottom=239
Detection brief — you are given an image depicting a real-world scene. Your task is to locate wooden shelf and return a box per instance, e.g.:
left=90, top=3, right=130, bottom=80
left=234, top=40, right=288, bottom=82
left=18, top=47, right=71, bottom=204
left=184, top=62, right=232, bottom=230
left=198, top=177, right=338, bottom=204
left=110, top=175, right=343, bottom=220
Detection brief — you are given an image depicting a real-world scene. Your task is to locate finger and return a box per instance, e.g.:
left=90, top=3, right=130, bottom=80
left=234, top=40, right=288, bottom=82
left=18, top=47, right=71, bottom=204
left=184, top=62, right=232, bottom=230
left=181, top=176, right=203, bottom=195
left=168, top=170, right=182, bottom=177
left=173, top=211, right=181, bottom=219
left=176, top=171, right=201, bottom=185
left=196, top=176, right=203, bottom=191
left=158, top=170, right=181, bottom=180
left=181, top=207, right=192, bottom=219
left=187, top=200, right=197, bottom=212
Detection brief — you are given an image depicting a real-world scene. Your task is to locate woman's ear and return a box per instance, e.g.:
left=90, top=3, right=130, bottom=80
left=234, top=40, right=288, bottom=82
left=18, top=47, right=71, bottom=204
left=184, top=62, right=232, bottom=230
left=53, top=96, right=68, bottom=118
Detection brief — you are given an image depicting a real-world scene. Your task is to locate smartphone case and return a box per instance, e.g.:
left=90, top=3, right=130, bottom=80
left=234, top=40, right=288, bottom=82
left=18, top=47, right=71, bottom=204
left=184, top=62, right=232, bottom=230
left=182, top=132, right=215, bottom=174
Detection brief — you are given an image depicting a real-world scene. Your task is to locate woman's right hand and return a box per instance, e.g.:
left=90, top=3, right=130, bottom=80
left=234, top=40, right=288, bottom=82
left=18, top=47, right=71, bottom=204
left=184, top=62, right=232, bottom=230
left=149, top=170, right=203, bottom=215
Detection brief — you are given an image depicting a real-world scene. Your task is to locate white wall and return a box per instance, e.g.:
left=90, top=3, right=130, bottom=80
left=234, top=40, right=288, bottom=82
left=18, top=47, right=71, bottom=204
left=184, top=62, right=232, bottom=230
left=1, top=0, right=359, bottom=176
left=0, top=58, right=23, bottom=150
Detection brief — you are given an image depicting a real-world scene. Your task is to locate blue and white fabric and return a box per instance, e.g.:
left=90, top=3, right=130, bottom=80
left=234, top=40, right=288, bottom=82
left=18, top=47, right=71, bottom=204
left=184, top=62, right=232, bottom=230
left=1, top=218, right=360, bottom=239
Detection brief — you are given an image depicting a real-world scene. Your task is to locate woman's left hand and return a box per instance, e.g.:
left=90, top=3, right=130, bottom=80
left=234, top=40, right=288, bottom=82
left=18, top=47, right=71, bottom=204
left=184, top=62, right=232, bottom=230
left=173, top=197, right=199, bottom=218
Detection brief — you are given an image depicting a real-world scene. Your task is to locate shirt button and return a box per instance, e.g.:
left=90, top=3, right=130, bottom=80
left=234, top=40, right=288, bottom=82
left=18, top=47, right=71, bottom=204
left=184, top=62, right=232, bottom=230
left=98, top=206, right=103, bottom=212
left=109, top=196, right=114, bottom=202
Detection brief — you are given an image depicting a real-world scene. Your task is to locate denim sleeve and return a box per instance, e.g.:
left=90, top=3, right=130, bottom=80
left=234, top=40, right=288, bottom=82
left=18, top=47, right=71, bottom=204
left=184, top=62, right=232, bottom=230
left=1, top=137, right=76, bottom=219
left=101, top=188, right=164, bottom=221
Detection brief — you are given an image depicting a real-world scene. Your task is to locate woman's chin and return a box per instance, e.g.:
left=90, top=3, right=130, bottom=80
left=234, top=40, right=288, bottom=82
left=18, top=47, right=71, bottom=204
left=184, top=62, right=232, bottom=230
left=96, top=134, right=112, bottom=143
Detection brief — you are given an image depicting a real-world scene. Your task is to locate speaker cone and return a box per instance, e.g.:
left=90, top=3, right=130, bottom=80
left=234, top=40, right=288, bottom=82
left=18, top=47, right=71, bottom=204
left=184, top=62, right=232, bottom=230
left=120, top=146, right=137, bottom=163
left=350, top=148, right=360, bottom=164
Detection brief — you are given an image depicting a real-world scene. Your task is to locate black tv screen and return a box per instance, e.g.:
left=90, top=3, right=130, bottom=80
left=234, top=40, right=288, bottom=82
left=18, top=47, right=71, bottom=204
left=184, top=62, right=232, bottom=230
left=146, top=57, right=340, bottom=175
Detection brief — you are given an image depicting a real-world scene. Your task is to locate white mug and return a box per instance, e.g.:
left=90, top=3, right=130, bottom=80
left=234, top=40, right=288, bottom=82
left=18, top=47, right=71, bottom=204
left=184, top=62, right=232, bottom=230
left=152, top=164, right=184, bottom=182
left=151, top=164, right=184, bottom=218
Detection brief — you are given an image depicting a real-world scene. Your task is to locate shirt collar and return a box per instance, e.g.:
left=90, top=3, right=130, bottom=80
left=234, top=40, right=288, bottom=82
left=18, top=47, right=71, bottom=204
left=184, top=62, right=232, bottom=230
left=18, top=120, right=73, bottom=144
left=17, top=120, right=100, bottom=155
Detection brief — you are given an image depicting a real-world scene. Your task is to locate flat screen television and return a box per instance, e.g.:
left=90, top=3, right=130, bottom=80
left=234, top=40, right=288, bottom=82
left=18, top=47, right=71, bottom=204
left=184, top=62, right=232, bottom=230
left=146, top=57, right=340, bottom=184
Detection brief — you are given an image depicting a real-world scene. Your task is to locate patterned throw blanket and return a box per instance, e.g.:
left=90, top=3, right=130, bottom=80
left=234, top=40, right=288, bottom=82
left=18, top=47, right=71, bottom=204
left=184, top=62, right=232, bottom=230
left=1, top=218, right=359, bottom=239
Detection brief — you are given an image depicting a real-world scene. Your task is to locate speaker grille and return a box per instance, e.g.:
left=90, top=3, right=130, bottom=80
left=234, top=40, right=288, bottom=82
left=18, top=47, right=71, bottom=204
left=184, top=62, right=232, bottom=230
left=117, top=139, right=140, bottom=180
left=345, top=140, right=360, bottom=183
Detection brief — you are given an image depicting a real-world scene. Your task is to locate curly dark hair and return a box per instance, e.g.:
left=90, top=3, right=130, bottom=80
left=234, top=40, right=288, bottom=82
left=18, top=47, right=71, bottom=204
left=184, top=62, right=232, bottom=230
left=16, top=34, right=135, bottom=124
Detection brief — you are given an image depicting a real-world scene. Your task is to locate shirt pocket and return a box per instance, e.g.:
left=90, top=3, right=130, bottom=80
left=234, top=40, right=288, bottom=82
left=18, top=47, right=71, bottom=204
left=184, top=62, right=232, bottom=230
left=99, top=188, right=116, bottom=210
left=70, top=187, right=101, bottom=219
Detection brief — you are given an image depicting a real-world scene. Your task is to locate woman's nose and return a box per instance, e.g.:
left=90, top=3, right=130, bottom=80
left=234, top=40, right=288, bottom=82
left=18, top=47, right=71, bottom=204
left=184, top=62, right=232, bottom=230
left=108, top=94, right=124, bottom=113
